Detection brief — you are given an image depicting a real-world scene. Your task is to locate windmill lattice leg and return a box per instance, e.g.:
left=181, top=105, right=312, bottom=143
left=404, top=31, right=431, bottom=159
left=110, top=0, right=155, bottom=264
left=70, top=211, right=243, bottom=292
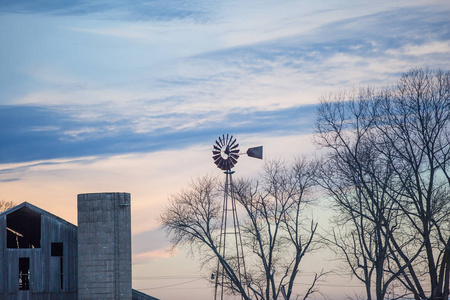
left=214, top=171, right=249, bottom=300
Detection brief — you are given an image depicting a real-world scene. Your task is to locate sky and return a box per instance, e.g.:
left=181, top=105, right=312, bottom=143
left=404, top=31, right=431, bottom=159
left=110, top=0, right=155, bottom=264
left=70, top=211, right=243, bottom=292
left=1, top=0, right=450, bottom=299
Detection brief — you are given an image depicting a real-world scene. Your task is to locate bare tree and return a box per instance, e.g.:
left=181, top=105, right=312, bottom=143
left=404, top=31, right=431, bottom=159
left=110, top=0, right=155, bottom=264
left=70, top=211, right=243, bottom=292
left=160, top=158, right=322, bottom=300
left=315, top=68, right=450, bottom=300
left=0, top=200, right=15, bottom=212
left=314, top=89, right=406, bottom=300
left=373, top=68, right=450, bottom=300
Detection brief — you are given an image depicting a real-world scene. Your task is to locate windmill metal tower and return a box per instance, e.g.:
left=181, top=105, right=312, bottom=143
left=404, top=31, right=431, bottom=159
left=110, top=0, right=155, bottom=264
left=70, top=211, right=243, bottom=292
left=212, top=134, right=263, bottom=300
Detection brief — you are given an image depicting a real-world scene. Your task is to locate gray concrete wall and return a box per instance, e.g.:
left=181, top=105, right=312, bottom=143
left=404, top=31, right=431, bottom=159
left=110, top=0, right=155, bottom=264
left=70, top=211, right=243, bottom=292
left=77, top=193, right=132, bottom=300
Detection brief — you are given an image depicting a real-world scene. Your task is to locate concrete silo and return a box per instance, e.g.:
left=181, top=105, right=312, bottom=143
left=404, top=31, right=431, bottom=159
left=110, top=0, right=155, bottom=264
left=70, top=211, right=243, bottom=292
left=77, top=193, right=131, bottom=300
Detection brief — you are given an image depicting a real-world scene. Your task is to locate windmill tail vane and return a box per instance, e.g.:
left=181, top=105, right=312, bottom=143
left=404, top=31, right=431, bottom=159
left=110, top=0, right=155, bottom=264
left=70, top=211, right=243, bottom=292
left=246, top=146, right=263, bottom=159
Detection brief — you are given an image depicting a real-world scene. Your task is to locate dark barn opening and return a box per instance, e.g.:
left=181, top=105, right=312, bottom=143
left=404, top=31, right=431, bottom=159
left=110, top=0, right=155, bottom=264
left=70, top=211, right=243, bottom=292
left=19, top=257, right=30, bottom=290
left=7, top=207, right=41, bottom=248
left=51, top=242, right=63, bottom=256
left=52, top=242, right=64, bottom=289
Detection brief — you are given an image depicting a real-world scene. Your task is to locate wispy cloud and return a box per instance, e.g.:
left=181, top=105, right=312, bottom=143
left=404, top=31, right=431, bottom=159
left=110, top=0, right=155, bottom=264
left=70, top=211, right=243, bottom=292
left=0, top=178, right=20, bottom=183
left=1, top=2, right=449, bottom=165
left=0, top=103, right=317, bottom=164
left=0, top=0, right=214, bottom=22
left=388, top=41, right=450, bottom=56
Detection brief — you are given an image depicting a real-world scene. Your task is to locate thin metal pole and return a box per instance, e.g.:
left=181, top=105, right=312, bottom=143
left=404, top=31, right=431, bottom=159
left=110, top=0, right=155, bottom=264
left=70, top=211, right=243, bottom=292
left=221, top=172, right=229, bottom=300
left=215, top=170, right=249, bottom=300
left=229, top=173, right=249, bottom=298
left=215, top=172, right=230, bottom=300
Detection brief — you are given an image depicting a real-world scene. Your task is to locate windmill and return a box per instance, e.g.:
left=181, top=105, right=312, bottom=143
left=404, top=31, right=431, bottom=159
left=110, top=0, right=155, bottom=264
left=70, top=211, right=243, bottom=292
left=212, top=134, right=263, bottom=300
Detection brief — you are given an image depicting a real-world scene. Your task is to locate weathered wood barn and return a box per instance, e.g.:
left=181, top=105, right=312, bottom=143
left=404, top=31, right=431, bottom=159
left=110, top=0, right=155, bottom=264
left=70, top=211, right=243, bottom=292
left=0, top=194, right=158, bottom=300
left=0, top=202, right=78, bottom=300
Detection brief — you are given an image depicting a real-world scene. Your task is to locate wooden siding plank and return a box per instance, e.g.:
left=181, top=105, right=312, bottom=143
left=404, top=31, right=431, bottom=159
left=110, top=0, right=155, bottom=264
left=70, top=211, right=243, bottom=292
left=0, top=217, right=6, bottom=293
left=7, top=250, right=18, bottom=293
